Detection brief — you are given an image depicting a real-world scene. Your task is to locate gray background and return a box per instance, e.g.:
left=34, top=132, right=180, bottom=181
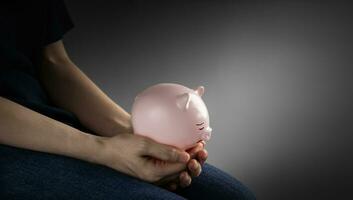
left=64, top=1, right=353, bottom=199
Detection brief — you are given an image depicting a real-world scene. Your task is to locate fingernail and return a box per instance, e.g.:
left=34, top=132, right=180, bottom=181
left=199, top=167, right=202, bottom=175
left=187, top=177, right=192, bottom=185
left=191, top=160, right=197, bottom=169
left=200, top=141, right=206, bottom=148
left=180, top=153, right=190, bottom=162
left=200, top=141, right=205, bottom=147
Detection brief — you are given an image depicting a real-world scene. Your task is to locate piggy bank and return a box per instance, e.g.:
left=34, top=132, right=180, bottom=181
left=131, top=83, right=212, bottom=150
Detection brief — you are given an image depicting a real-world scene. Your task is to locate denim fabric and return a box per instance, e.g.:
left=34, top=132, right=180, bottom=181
left=0, top=145, right=256, bottom=200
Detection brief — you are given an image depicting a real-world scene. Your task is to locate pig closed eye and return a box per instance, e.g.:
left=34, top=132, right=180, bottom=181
left=196, top=122, right=205, bottom=130
left=196, top=122, right=204, bottom=126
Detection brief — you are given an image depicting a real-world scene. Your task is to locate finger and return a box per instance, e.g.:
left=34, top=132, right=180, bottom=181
left=197, top=149, right=208, bottom=165
left=158, top=179, right=178, bottom=191
left=188, top=159, right=202, bottom=177
left=153, top=169, right=180, bottom=186
left=186, top=143, right=204, bottom=158
left=199, top=140, right=206, bottom=148
left=186, top=141, right=204, bottom=151
left=143, top=138, right=190, bottom=163
left=168, top=183, right=178, bottom=191
left=186, top=142, right=199, bottom=150
left=179, top=171, right=192, bottom=188
left=146, top=158, right=187, bottom=179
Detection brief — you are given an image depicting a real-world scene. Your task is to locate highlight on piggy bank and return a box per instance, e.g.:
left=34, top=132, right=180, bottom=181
left=131, top=83, right=212, bottom=150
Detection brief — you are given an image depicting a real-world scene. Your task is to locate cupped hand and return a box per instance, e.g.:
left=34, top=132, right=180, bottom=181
left=164, top=141, right=208, bottom=191
left=96, top=133, right=190, bottom=183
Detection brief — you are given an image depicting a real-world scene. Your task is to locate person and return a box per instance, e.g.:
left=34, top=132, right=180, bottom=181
left=0, top=0, right=256, bottom=199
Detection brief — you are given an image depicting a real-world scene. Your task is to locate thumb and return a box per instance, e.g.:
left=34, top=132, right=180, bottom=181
left=143, top=138, right=190, bottom=163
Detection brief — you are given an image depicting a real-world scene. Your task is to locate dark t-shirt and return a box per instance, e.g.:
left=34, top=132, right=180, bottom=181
left=0, top=0, right=87, bottom=130
left=0, top=0, right=74, bottom=76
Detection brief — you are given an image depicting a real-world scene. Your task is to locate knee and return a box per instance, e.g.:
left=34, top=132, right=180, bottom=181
left=197, top=164, right=256, bottom=200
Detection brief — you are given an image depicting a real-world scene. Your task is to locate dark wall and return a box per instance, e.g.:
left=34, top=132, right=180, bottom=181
left=63, top=1, right=353, bottom=199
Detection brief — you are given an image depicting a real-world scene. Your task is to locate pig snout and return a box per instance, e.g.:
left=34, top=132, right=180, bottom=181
left=200, top=127, right=212, bottom=141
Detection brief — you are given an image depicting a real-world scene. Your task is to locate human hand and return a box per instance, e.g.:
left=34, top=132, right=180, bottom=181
left=163, top=141, right=208, bottom=191
left=95, top=133, right=190, bottom=182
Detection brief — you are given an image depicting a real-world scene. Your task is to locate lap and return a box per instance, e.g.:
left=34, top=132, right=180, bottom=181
left=0, top=145, right=255, bottom=200
left=0, top=145, right=184, bottom=200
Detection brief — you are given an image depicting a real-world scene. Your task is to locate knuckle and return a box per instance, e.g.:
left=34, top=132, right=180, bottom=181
left=198, top=167, right=202, bottom=176
left=139, top=137, right=150, bottom=152
left=194, top=166, right=201, bottom=177
left=169, top=148, right=178, bottom=161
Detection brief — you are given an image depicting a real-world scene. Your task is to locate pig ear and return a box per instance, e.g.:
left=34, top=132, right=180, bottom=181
left=194, top=86, right=205, bottom=97
left=176, top=93, right=191, bottom=111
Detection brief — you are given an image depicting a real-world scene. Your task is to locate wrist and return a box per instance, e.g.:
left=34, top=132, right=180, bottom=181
left=90, top=135, right=126, bottom=170
left=88, top=135, right=121, bottom=168
left=67, top=131, right=106, bottom=165
left=86, top=134, right=108, bottom=165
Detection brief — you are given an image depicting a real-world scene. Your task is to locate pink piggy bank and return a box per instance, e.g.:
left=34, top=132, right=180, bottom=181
left=131, top=83, right=212, bottom=150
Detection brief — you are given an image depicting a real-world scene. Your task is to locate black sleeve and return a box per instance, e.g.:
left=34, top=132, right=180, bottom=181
left=42, top=0, right=74, bottom=46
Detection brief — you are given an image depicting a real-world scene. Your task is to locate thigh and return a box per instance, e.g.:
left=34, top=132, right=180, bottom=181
left=0, top=145, right=185, bottom=200
left=176, top=163, right=256, bottom=200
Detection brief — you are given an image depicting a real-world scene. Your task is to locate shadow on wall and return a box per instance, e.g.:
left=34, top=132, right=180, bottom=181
left=64, top=1, right=353, bottom=199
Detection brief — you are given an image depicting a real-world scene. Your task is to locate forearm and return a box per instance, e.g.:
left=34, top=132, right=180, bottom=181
left=0, top=96, right=101, bottom=164
left=38, top=56, right=132, bottom=137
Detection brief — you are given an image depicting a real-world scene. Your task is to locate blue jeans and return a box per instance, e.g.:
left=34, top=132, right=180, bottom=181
left=0, top=145, right=255, bottom=200
left=0, top=70, right=256, bottom=199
